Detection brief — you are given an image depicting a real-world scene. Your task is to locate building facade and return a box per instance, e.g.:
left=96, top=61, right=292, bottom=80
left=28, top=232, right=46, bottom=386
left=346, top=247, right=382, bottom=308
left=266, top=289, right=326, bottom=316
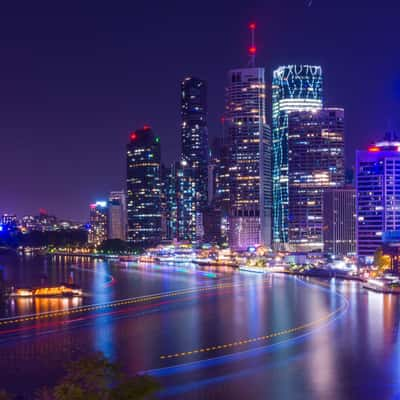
left=175, top=159, right=199, bottom=242
left=161, top=162, right=179, bottom=241
left=180, top=77, right=209, bottom=242
left=356, top=135, right=400, bottom=263
left=107, top=191, right=127, bottom=241
left=323, top=186, right=356, bottom=256
left=210, top=136, right=230, bottom=212
left=126, top=126, right=162, bottom=246
left=202, top=136, right=230, bottom=244
left=272, top=65, right=323, bottom=249
left=226, top=67, right=271, bottom=249
left=88, top=201, right=108, bottom=247
left=288, top=108, right=345, bottom=251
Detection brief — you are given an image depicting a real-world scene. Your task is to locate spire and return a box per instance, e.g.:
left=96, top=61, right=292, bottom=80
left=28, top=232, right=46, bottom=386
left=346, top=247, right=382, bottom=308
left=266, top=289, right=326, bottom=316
left=248, top=22, right=256, bottom=67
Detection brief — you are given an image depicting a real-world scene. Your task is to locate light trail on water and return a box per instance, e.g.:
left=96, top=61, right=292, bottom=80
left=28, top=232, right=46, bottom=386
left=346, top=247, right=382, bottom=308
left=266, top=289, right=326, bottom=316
left=0, top=279, right=270, bottom=328
left=146, top=276, right=349, bottom=378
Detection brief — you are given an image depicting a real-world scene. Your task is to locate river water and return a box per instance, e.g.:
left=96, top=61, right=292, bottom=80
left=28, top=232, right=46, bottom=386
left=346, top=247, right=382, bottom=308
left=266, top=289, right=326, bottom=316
left=0, top=254, right=400, bottom=399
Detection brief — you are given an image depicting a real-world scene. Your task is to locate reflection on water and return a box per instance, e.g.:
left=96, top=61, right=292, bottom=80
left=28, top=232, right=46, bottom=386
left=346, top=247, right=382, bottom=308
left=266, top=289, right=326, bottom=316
left=1, top=256, right=400, bottom=399
left=92, top=260, right=115, bottom=360
left=10, top=296, right=82, bottom=316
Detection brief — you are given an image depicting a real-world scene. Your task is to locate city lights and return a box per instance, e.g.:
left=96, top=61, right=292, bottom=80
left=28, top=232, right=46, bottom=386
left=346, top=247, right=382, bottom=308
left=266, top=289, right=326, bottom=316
left=1, top=16, right=399, bottom=400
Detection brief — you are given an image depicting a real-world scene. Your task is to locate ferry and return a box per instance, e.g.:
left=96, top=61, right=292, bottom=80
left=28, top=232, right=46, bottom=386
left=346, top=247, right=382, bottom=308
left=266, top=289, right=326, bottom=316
left=12, top=284, right=83, bottom=298
left=194, top=257, right=237, bottom=267
left=138, top=255, right=157, bottom=264
left=147, top=245, right=196, bottom=264
left=363, top=277, right=400, bottom=294
left=194, top=257, right=216, bottom=266
left=239, top=265, right=268, bottom=274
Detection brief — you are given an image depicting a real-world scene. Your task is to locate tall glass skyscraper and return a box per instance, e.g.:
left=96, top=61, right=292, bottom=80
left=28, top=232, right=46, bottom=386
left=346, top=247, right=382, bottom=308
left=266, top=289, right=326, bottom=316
left=180, top=77, right=209, bottom=242
left=272, top=65, right=323, bottom=249
left=323, top=186, right=356, bottom=257
left=126, top=126, right=162, bottom=246
left=226, top=68, right=271, bottom=249
left=288, top=108, right=345, bottom=251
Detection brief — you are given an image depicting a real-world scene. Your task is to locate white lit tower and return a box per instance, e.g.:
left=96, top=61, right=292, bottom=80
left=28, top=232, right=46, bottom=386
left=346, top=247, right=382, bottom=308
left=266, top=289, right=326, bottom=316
left=226, top=23, right=272, bottom=249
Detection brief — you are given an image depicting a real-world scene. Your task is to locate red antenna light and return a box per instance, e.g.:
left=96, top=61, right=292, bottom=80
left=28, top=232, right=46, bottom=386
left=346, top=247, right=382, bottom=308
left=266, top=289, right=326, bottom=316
left=248, top=22, right=256, bottom=66
left=130, top=132, right=137, bottom=140
left=143, top=124, right=151, bottom=131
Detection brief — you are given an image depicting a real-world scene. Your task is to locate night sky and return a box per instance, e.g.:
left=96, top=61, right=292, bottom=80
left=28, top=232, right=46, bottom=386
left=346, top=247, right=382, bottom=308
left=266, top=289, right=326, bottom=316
left=1, top=0, right=399, bottom=222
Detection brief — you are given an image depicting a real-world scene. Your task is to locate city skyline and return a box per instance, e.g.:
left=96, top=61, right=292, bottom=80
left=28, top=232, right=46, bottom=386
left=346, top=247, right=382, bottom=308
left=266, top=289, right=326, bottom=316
left=2, top=4, right=400, bottom=398
left=1, top=0, right=400, bottom=221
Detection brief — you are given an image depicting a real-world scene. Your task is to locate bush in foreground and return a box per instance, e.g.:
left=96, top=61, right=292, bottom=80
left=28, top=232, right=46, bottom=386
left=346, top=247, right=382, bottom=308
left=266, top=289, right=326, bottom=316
left=2, top=353, right=160, bottom=400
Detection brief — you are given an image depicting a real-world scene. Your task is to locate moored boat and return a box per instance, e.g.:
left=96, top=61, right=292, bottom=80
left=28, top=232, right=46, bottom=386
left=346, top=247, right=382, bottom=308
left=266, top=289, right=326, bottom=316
left=363, top=277, right=400, bottom=294
left=12, top=284, right=83, bottom=297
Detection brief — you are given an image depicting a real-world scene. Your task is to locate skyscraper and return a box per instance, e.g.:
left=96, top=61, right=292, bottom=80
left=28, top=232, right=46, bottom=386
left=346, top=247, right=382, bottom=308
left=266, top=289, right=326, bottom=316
left=323, top=186, right=356, bottom=257
left=108, top=191, right=127, bottom=241
left=356, top=134, right=400, bottom=263
left=272, top=65, right=323, bottom=249
left=226, top=24, right=272, bottom=249
left=210, top=136, right=230, bottom=212
left=126, top=126, right=162, bottom=246
left=204, top=136, right=230, bottom=244
left=180, top=77, right=209, bottom=242
left=287, top=108, right=345, bottom=251
left=176, top=159, right=198, bottom=241
left=162, top=162, right=179, bottom=241
left=88, top=201, right=108, bottom=247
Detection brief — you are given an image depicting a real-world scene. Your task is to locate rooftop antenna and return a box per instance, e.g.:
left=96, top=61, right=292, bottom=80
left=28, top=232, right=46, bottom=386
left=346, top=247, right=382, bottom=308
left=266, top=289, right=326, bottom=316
left=248, top=22, right=256, bottom=67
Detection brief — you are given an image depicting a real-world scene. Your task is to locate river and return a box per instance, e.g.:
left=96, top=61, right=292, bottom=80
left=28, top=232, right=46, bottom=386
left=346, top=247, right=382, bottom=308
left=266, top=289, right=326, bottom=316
left=0, top=254, right=399, bottom=399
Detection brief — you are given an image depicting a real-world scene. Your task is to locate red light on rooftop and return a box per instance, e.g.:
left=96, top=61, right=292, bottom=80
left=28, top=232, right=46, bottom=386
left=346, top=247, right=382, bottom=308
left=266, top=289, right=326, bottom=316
left=249, top=46, right=257, bottom=55
left=368, top=146, right=380, bottom=152
left=249, top=22, right=256, bottom=30
left=130, top=132, right=137, bottom=141
left=143, top=124, right=151, bottom=131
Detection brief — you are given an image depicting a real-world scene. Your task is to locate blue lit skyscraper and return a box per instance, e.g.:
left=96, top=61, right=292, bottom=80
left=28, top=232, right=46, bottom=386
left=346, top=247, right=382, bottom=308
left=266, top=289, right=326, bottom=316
left=356, top=134, right=400, bottom=263
left=272, top=65, right=323, bottom=249
left=126, top=126, right=162, bottom=246
left=180, top=77, right=209, bottom=242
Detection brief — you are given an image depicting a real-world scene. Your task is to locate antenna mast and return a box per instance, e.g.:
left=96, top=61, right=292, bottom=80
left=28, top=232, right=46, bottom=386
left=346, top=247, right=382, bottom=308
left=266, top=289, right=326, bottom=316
left=248, top=22, right=256, bottom=67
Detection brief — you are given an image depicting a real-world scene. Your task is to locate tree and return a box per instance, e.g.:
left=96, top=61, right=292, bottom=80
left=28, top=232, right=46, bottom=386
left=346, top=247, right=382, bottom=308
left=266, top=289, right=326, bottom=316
left=3, top=353, right=159, bottom=400
left=0, top=390, right=10, bottom=400
left=98, top=240, right=131, bottom=254
left=110, top=376, right=161, bottom=400
left=53, top=353, right=158, bottom=400
left=35, top=387, right=55, bottom=400
left=374, top=247, right=391, bottom=273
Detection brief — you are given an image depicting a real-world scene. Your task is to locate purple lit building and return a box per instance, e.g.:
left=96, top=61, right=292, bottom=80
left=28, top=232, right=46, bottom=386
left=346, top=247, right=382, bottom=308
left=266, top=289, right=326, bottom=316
left=356, top=134, right=400, bottom=263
